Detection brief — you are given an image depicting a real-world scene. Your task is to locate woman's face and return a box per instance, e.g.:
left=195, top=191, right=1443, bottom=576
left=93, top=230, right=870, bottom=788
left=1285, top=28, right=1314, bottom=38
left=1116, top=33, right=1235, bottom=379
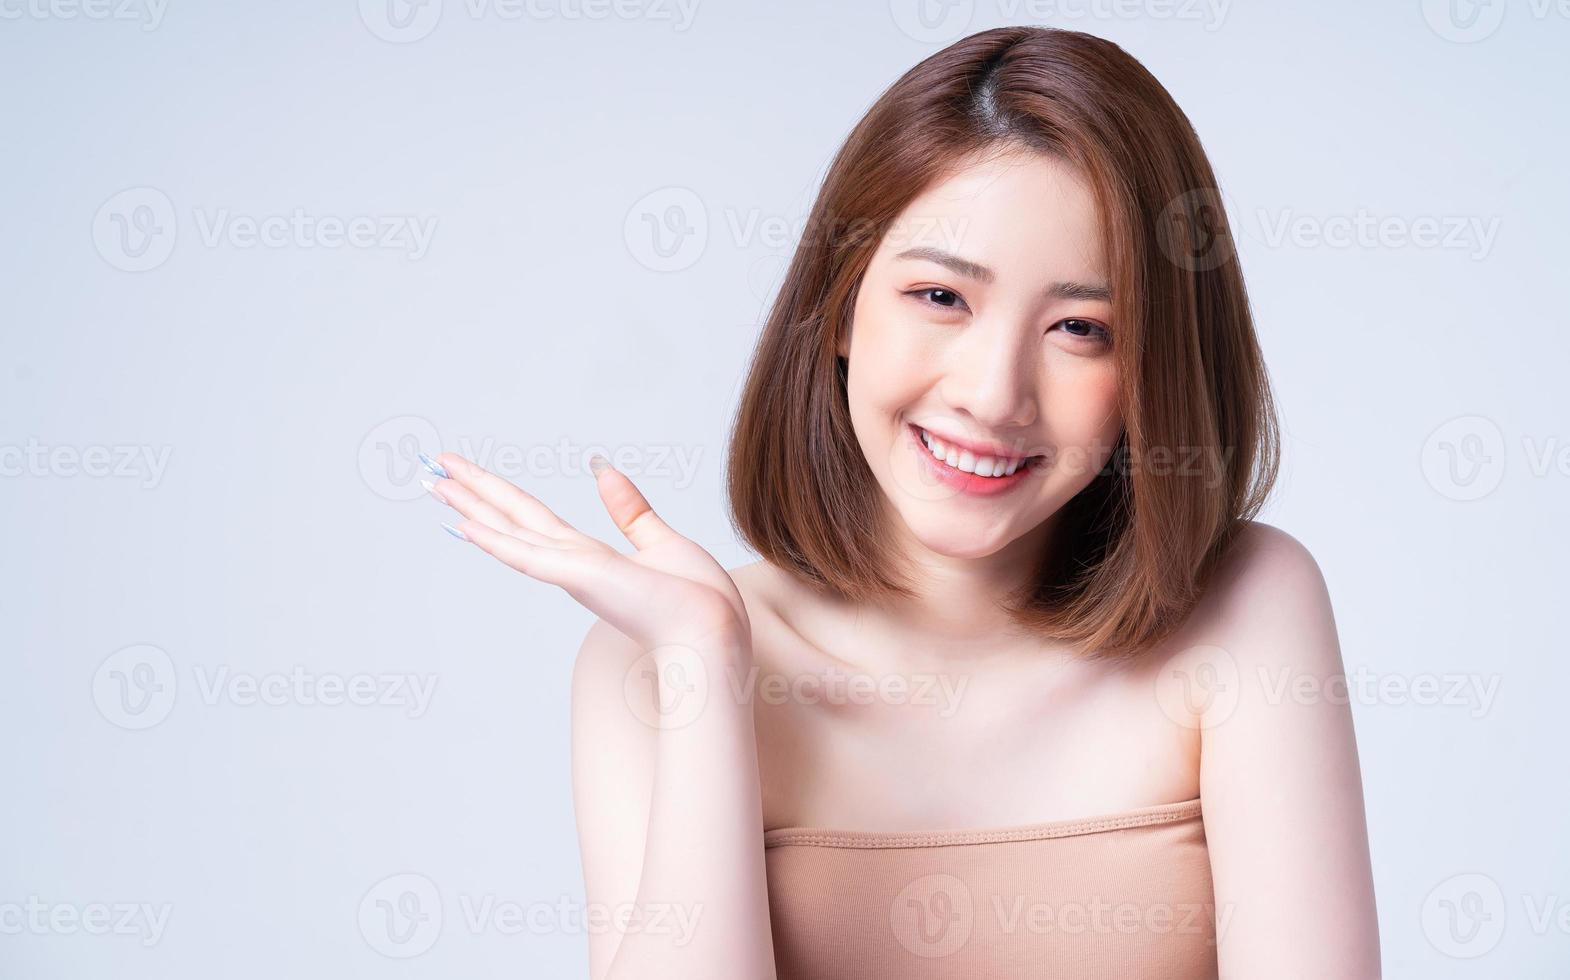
left=842, top=147, right=1124, bottom=562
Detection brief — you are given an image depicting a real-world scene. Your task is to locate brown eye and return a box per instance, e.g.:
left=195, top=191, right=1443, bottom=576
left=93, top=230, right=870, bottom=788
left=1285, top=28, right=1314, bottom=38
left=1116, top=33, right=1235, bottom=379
left=1054, top=318, right=1112, bottom=344
left=908, top=287, right=969, bottom=312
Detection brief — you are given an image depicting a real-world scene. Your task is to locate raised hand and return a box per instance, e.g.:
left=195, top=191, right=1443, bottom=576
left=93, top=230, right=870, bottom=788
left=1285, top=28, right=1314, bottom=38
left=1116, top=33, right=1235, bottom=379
left=420, top=451, right=751, bottom=657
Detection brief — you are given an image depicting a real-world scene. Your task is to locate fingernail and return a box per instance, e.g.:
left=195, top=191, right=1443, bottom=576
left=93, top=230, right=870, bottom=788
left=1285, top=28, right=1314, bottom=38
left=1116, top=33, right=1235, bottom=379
left=589, top=454, right=609, bottom=477
left=441, top=522, right=467, bottom=541
left=421, top=478, right=447, bottom=504
left=418, top=452, right=449, bottom=479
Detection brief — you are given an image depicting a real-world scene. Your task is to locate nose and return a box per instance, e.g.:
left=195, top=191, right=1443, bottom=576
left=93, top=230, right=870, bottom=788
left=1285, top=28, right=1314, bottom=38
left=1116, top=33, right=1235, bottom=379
left=937, top=315, right=1038, bottom=430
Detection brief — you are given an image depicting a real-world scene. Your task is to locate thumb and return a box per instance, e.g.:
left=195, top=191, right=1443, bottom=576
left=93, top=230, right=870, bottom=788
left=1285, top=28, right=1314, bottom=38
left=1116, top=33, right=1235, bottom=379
left=590, top=455, right=676, bottom=550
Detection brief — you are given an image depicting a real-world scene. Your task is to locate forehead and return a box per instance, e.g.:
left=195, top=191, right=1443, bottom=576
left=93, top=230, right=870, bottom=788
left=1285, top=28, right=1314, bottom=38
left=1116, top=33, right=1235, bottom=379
left=878, top=148, right=1106, bottom=281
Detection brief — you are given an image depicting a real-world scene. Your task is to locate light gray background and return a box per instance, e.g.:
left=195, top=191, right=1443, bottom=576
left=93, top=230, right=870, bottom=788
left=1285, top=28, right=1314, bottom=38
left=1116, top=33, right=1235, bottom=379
left=2, top=0, right=1565, bottom=976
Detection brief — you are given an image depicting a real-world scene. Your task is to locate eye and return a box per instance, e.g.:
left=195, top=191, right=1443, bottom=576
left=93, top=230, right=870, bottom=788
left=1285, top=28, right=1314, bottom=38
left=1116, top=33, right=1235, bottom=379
left=1052, top=318, right=1112, bottom=346
left=905, top=287, right=970, bottom=313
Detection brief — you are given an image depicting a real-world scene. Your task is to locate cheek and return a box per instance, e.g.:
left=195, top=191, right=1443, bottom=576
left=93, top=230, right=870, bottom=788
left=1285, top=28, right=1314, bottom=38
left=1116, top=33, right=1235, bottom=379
left=1046, top=359, right=1122, bottom=443
left=847, top=304, right=935, bottom=411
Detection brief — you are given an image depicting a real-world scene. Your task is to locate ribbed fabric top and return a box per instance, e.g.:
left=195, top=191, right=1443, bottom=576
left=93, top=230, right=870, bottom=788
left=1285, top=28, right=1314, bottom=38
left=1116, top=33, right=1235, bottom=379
left=764, top=798, right=1218, bottom=979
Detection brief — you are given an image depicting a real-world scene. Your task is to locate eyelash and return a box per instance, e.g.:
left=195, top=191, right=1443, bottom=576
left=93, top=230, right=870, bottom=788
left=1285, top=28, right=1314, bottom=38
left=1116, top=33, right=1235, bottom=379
left=904, top=287, right=1112, bottom=345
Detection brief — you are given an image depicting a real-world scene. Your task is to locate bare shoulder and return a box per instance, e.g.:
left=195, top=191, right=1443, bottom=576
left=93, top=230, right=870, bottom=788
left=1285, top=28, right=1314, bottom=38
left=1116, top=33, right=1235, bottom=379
left=727, top=557, right=838, bottom=672
left=727, top=557, right=795, bottom=628
left=1191, top=521, right=1336, bottom=642
left=568, top=618, right=646, bottom=728
left=1156, top=520, right=1345, bottom=710
left=1142, top=522, right=1342, bottom=694
left=1182, top=531, right=1381, bottom=972
left=726, top=557, right=775, bottom=596
left=1208, top=521, right=1329, bottom=606
left=568, top=615, right=640, bottom=678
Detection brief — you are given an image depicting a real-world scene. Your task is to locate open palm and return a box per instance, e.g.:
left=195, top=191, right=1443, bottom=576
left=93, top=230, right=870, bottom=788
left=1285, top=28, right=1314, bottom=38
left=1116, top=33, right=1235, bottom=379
left=424, top=452, right=750, bottom=655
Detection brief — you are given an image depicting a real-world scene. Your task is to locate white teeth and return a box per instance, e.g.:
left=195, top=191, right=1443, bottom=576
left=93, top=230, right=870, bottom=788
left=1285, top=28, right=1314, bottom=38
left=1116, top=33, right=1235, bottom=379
left=917, top=427, right=1025, bottom=478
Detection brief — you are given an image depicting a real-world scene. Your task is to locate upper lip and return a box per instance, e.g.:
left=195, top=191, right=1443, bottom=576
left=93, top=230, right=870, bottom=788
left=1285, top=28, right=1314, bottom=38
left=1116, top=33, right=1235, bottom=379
left=911, top=423, right=1040, bottom=462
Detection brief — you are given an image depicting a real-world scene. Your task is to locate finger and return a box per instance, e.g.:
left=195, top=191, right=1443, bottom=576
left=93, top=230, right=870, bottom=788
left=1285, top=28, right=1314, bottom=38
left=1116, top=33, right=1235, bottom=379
left=457, top=519, right=589, bottom=580
left=590, top=456, right=677, bottom=551
left=437, top=453, right=576, bottom=539
left=428, top=478, right=563, bottom=548
left=456, top=520, right=631, bottom=610
left=425, top=477, right=520, bottom=536
left=457, top=518, right=712, bottom=647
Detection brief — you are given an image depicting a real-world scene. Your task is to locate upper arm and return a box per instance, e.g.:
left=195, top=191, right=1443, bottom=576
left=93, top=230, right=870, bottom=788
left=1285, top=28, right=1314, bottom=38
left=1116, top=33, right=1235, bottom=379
left=570, top=618, right=659, bottom=979
left=1191, top=523, right=1381, bottom=977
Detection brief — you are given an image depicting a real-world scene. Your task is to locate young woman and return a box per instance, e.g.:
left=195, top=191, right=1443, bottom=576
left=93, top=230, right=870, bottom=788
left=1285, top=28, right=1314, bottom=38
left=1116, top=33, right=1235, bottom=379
left=420, top=26, right=1379, bottom=979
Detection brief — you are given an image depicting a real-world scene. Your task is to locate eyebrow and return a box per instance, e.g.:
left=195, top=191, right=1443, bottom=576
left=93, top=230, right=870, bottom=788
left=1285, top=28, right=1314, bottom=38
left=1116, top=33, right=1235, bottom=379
left=894, top=246, right=1112, bottom=303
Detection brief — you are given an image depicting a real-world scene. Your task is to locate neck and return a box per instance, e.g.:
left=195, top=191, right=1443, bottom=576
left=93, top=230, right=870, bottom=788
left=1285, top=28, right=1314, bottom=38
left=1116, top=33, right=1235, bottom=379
left=835, top=510, right=1060, bottom=668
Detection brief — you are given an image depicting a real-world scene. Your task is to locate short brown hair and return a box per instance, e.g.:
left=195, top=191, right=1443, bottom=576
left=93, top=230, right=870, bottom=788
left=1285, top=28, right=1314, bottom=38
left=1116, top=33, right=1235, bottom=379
left=725, top=26, right=1278, bottom=657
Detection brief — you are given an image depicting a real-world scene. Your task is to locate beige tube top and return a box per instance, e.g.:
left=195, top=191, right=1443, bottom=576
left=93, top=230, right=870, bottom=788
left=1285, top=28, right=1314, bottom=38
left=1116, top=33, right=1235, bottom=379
left=764, top=798, right=1217, bottom=979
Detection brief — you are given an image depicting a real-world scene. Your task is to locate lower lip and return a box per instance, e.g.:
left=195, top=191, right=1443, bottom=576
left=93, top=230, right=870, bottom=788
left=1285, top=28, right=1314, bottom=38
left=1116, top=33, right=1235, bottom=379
left=907, top=424, right=1036, bottom=497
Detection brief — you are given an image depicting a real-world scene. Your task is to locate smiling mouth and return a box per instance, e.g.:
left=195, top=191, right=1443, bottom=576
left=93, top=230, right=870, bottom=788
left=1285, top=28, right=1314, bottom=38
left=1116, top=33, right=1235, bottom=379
left=911, top=424, right=1046, bottom=479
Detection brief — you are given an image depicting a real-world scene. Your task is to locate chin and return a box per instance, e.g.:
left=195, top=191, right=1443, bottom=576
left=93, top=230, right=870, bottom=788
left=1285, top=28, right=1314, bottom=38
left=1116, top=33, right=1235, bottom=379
left=895, top=507, right=1019, bottom=561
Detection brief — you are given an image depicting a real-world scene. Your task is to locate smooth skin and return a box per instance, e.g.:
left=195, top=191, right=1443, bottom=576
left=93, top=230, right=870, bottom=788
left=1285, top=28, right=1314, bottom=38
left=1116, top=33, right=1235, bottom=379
left=431, top=147, right=1381, bottom=978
